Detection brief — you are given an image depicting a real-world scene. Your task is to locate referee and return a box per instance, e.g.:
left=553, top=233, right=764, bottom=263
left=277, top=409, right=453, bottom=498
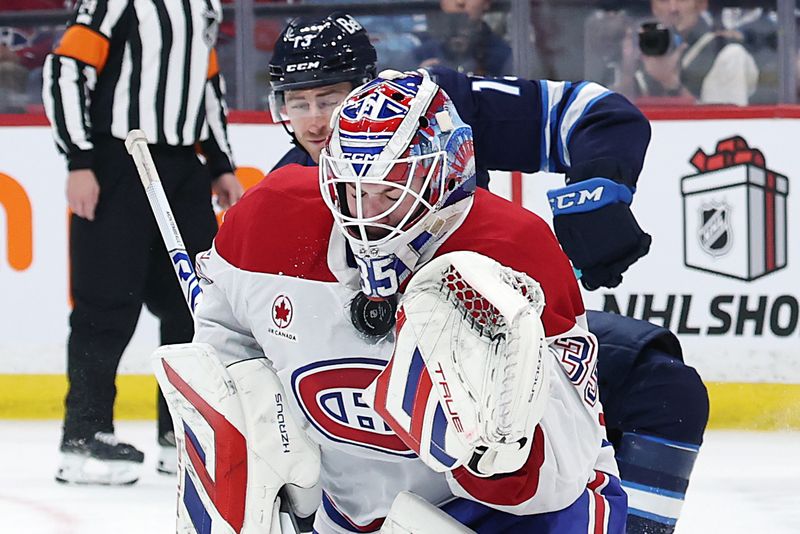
left=43, top=0, right=243, bottom=485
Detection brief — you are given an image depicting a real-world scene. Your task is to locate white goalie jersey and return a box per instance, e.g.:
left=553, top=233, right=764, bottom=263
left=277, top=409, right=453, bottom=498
left=191, top=166, right=618, bottom=533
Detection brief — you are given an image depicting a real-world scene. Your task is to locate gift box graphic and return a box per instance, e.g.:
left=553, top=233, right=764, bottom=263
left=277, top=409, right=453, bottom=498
left=681, top=136, right=789, bottom=281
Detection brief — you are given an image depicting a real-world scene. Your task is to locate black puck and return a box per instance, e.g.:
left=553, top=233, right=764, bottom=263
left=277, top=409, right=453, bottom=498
left=350, top=292, right=397, bottom=337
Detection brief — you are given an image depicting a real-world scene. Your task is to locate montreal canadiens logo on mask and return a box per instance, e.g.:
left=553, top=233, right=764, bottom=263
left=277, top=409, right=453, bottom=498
left=291, top=357, right=415, bottom=457
left=341, top=91, right=408, bottom=122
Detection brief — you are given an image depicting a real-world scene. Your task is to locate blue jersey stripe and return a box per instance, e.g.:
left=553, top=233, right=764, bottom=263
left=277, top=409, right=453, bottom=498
left=538, top=80, right=549, bottom=172
left=628, top=432, right=701, bottom=451
left=555, top=81, right=586, bottom=167
left=628, top=507, right=679, bottom=525
left=547, top=91, right=560, bottom=172
left=622, top=480, right=686, bottom=500
left=563, top=87, right=612, bottom=164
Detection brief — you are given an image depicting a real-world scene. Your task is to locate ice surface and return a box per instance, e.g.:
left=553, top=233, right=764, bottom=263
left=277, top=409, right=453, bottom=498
left=1, top=421, right=798, bottom=533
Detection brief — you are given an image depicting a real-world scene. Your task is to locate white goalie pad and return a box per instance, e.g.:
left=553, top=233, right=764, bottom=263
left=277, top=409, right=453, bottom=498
left=368, top=251, right=550, bottom=476
left=380, top=492, right=475, bottom=534
left=153, top=343, right=321, bottom=534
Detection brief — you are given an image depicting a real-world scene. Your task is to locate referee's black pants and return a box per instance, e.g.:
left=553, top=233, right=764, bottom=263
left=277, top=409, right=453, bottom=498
left=63, top=135, right=218, bottom=443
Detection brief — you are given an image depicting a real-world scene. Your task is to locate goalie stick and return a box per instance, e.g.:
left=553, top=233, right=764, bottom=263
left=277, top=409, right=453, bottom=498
left=125, top=129, right=203, bottom=314
left=124, top=129, right=303, bottom=534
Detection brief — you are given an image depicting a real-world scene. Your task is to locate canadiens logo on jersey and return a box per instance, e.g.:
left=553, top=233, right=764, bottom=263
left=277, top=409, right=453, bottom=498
left=268, top=294, right=297, bottom=342
left=291, top=357, right=415, bottom=457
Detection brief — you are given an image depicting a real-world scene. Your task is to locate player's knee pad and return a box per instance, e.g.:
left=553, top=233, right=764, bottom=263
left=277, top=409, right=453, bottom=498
left=153, top=342, right=321, bottom=533
left=669, top=362, right=709, bottom=445
left=616, top=432, right=699, bottom=534
left=607, top=353, right=708, bottom=448
left=632, top=355, right=709, bottom=445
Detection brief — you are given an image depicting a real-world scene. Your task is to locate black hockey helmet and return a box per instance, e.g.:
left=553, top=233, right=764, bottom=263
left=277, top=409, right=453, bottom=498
left=268, top=12, right=377, bottom=94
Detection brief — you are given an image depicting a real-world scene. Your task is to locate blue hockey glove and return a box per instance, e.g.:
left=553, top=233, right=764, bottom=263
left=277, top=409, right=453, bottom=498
left=547, top=177, right=651, bottom=290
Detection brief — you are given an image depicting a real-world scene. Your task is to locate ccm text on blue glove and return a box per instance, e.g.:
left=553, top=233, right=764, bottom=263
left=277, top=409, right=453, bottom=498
left=547, top=177, right=651, bottom=290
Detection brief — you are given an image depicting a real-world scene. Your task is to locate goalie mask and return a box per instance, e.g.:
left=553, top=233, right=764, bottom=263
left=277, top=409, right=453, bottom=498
left=320, top=71, right=477, bottom=299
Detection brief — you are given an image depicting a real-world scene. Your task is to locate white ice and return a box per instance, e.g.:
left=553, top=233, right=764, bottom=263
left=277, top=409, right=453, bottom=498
left=1, top=421, right=798, bottom=533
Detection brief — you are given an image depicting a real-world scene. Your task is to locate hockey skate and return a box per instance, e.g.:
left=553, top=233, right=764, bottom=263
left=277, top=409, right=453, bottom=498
left=157, top=430, right=177, bottom=475
left=55, top=432, right=144, bottom=485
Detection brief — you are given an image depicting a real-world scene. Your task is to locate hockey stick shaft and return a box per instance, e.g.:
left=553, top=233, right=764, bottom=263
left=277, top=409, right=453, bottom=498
left=125, top=129, right=203, bottom=314
left=124, top=129, right=303, bottom=534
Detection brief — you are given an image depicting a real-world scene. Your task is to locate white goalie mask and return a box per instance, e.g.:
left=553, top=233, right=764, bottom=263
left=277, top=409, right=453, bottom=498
left=319, top=70, right=476, bottom=298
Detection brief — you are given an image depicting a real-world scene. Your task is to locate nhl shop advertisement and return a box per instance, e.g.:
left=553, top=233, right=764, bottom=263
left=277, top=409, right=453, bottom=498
left=572, top=122, right=795, bottom=383
left=0, top=117, right=796, bottom=384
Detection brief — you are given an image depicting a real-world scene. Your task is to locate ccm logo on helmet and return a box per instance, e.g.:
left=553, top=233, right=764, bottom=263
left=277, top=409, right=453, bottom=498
left=286, top=61, right=320, bottom=72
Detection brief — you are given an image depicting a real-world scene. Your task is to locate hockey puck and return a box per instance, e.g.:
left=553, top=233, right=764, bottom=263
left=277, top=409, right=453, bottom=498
left=350, top=292, right=397, bottom=337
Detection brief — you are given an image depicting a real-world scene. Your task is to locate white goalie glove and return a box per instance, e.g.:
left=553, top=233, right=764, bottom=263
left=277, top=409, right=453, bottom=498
left=367, top=251, right=551, bottom=477
left=154, top=343, right=321, bottom=534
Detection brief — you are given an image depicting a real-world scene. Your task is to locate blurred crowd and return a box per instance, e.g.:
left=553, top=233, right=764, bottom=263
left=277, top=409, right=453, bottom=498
left=0, top=0, right=70, bottom=113
left=0, top=0, right=795, bottom=112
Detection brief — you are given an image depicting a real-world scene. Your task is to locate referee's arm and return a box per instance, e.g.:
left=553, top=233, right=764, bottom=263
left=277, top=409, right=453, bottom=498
left=200, top=48, right=236, bottom=179
left=42, top=0, right=129, bottom=171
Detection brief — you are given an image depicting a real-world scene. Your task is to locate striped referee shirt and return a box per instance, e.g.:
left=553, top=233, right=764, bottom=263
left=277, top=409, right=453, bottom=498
left=42, top=0, right=234, bottom=176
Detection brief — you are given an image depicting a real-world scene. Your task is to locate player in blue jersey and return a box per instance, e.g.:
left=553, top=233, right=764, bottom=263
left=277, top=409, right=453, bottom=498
left=265, top=12, right=708, bottom=533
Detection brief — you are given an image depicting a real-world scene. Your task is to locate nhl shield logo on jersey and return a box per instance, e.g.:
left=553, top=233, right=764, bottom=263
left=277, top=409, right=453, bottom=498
left=291, top=357, right=415, bottom=457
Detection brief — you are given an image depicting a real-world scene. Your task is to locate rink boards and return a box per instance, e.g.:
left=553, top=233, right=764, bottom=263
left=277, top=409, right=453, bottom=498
left=1, top=108, right=799, bottom=429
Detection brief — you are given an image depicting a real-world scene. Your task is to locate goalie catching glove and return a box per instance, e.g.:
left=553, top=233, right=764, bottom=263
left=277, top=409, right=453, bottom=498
left=367, top=251, right=551, bottom=477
